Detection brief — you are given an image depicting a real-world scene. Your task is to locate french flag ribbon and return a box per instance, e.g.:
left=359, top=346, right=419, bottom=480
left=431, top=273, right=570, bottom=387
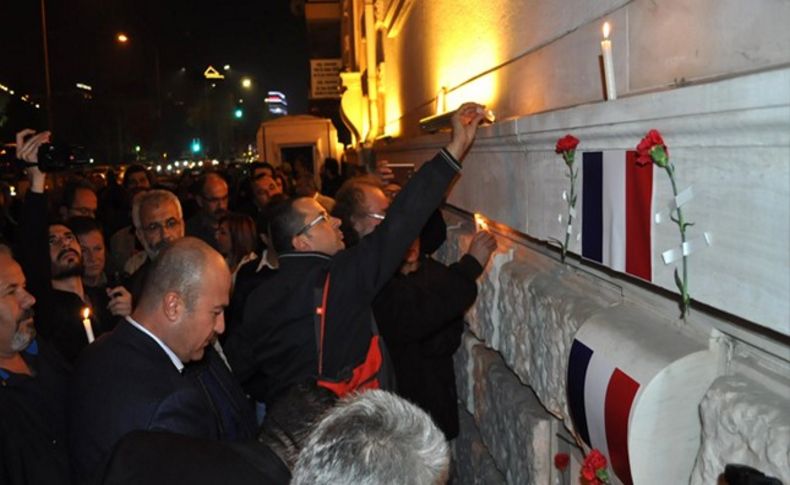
left=567, top=339, right=640, bottom=485
left=581, top=151, right=654, bottom=281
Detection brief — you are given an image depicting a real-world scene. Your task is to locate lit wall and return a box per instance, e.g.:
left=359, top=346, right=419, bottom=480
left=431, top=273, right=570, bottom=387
left=379, top=0, right=790, bottom=138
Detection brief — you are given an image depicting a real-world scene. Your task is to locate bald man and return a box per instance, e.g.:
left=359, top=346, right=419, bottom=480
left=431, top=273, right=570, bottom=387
left=186, top=172, right=229, bottom=249
left=69, top=238, right=256, bottom=483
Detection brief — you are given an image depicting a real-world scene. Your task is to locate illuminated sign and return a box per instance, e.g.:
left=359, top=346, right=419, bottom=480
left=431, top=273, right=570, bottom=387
left=203, top=66, right=225, bottom=80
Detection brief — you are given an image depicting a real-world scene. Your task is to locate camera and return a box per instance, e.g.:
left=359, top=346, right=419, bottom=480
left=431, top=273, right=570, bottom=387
left=35, top=142, right=91, bottom=172
left=0, top=141, right=91, bottom=172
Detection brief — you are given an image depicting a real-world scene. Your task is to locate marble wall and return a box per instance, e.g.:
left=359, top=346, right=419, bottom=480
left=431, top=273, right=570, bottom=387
left=434, top=212, right=790, bottom=484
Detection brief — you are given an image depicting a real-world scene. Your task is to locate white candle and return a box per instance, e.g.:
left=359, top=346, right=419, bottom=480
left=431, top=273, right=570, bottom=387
left=601, top=22, right=617, bottom=101
left=82, top=307, right=95, bottom=344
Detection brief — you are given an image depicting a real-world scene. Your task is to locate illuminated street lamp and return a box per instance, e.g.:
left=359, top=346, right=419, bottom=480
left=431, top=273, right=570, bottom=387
left=241, top=77, right=252, bottom=89
left=117, top=32, right=129, bottom=44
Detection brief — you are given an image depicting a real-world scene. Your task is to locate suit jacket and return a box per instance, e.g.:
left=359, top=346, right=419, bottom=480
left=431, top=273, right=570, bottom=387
left=100, top=431, right=290, bottom=485
left=69, top=321, right=221, bottom=484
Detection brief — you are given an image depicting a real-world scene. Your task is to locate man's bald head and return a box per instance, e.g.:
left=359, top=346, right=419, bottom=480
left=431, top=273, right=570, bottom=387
left=138, top=237, right=219, bottom=312
left=134, top=237, right=231, bottom=363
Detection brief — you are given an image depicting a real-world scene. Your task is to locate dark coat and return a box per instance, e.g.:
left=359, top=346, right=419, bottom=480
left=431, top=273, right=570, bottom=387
left=0, top=340, right=72, bottom=485
left=373, top=255, right=482, bottom=439
left=69, top=321, right=223, bottom=484
left=100, top=431, right=290, bottom=485
left=224, top=149, right=462, bottom=405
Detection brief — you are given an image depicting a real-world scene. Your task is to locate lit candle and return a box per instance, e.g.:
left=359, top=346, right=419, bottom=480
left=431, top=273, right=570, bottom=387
left=82, top=307, right=95, bottom=344
left=474, top=213, right=489, bottom=232
left=601, top=22, right=617, bottom=101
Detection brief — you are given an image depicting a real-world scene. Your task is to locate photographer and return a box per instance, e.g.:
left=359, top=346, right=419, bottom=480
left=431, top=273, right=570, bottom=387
left=14, top=129, right=131, bottom=362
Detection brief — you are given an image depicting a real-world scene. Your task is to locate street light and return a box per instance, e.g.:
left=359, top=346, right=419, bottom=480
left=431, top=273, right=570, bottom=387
left=241, top=77, right=252, bottom=89
left=117, top=32, right=129, bottom=43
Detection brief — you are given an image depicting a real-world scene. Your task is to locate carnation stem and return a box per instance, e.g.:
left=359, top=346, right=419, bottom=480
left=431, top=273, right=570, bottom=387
left=562, top=162, right=576, bottom=263
left=666, top=164, right=690, bottom=318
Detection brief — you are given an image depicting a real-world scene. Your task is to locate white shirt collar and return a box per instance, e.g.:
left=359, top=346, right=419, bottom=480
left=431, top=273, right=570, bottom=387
left=125, top=316, right=184, bottom=373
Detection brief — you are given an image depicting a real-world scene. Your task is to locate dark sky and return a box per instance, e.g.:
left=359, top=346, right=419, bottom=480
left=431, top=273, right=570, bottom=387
left=0, top=0, right=310, bottom=157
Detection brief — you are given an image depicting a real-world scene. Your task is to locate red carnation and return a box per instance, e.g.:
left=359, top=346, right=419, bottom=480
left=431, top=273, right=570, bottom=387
left=554, top=452, right=570, bottom=471
left=555, top=134, right=580, bottom=154
left=580, top=449, right=610, bottom=484
left=586, top=449, right=607, bottom=469
left=636, top=129, right=669, bottom=167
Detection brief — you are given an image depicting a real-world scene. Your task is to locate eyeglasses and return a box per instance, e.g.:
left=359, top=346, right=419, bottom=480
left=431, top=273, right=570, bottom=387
left=365, top=212, right=386, bottom=221
left=296, top=211, right=330, bottom=236
left=142, top=217, right=182, bottom=234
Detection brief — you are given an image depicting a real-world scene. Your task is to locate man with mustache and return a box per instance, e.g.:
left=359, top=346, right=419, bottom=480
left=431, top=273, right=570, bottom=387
left=70, top=238, right=256, bottom=484
left=14, top=130, right=129, bottom=363
left=0, top=248, right=72, bottom=484
left=125, top=189, right=185, bottom=305
left=186, top=171, right=229, bottom=250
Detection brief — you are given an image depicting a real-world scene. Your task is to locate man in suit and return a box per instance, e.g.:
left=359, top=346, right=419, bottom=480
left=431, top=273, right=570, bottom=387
left=69, top=237, right=240, bottom=483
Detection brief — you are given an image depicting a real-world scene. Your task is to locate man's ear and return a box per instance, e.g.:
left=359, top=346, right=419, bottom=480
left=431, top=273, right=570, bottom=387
left=162, top=291, right=184, bottom=322
left=292, top=234, right=311, bottom=252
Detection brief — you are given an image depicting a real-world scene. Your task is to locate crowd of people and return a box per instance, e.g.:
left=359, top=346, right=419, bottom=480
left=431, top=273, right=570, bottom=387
left=0, top=103, right=496, bottom=484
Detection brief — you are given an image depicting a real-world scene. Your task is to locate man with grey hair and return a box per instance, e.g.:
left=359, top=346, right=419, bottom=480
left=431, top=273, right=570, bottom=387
left=125, top=189, right=185, bottom=304
left=291, top=389, right=450, bottom=485
left=69, top=237, right=254, bottom=483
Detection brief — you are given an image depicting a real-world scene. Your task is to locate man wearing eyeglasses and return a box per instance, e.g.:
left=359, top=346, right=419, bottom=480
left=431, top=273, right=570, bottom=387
left=186, top=171, right=229, bottom=250
left=125, top=189, right=186, bottom=305
left=225, top=103, right=487, bottom=407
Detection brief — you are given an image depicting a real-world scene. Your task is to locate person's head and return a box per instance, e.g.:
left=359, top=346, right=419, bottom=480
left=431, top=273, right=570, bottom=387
left=48, top=223, right=84, bottom=280
left=258, top=383, right=338, bottom=470
left=269, top=198, right=344, bottom=256
left=215, top=212, right=257, bottom=270
left=252, top=174, right=283, bottom=209
left=123, top=164, right=151, bottom=197
left=69, top=217, right=106, bottom=286
left=134, top=238, right=230, bottom=363
left=0, top=252, right=37, bottom=356
left=196, top=172, right=229, bottom=221
left=132, top=189, right=184, bottom=260
left=322, top=158, right=339, bottom=178
left=331, top=178, right=389, bottom=248
left=60, top=179, right=98, bottom=220
left=291, top=390, right=450, bottom=485
left=250, top=161, right=275, bottom=180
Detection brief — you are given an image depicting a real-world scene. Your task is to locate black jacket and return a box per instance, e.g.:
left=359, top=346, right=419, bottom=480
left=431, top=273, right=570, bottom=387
left=373, top=255, right=481, bottom=439
left=69, top=320, right=250, bottom=484
left=0, top=340, right=72, bottom=485
left=225, top=149, right=462, bottom=404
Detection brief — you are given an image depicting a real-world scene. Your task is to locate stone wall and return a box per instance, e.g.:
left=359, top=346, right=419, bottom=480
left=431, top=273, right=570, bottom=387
left=433, top=210, right=790, bottom=484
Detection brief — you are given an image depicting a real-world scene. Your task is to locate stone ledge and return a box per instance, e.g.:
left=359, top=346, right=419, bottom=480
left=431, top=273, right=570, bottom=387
left=691, top=375, right=790, bottom=484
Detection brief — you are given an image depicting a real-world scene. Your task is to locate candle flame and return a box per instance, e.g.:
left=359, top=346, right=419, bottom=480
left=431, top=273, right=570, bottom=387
left=82, top=307, right=90, bottom=319
left=602, top=22, right=611, bottom=40
left=474, top=213, right=489, bottom=231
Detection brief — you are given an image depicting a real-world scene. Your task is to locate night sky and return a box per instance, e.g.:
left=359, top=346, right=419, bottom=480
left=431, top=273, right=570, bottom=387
left=0, top=0, right=310, bottom=161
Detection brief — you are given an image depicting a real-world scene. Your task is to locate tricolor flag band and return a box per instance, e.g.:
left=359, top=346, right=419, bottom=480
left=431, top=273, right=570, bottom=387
left=582, top=151, right=654, bottom=281
left=567, top=339, right=640, bottom=485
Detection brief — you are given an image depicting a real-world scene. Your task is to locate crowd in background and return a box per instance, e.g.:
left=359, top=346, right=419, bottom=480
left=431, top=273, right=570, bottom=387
left=0, top=105, right=496, bottom=485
